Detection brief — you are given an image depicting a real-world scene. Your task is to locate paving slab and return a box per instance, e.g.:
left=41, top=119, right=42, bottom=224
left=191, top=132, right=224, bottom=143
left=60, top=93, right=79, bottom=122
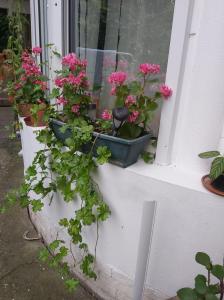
left=0, top=107, right=97, bottom=300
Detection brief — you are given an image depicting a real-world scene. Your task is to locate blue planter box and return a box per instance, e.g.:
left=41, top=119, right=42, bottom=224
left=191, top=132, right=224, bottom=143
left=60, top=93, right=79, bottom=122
left=50, top=119, right=151, bottom=168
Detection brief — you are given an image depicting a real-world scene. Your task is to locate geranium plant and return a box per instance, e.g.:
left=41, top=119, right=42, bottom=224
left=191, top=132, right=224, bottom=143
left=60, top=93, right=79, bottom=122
left=51, top=53, right=91, bottom=121
left=99, top=64, right=172, bottom=139
left=13, top=47, right=48, bottom=106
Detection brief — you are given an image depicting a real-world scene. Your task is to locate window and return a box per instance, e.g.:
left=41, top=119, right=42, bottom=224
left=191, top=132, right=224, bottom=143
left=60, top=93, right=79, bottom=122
left=68, top=0, right=175, bottom=136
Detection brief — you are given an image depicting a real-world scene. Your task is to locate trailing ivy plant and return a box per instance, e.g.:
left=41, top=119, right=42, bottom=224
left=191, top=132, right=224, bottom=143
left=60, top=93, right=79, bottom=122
left=1, top=117, right=111, bottom=291
left=177, top=252, right=224, bottom=300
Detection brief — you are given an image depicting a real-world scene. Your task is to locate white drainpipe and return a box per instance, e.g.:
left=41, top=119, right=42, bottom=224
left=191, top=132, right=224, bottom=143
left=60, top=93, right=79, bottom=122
left=133, top=201, right=157, bottom=300
left=218, top=120, right=224, bottom=153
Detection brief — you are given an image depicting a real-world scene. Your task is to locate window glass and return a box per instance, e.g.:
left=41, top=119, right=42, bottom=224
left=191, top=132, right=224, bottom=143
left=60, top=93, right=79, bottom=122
left=69, top=0, right=175, bottom=136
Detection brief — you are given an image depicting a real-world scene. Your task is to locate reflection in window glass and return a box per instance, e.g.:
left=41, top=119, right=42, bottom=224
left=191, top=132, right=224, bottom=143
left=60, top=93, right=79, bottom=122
left=69, top=0, right=175, bottom=136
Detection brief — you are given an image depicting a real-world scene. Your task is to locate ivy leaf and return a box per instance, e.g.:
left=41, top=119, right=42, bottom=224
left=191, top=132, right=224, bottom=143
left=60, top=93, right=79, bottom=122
left=49, top=240, right=61, bottom=251
left=177, top=288, right=197, bottom=300
left=210, top=157, right=224, bottom=180
left=65, top=278, right=79, bottom=292
left=26, top=165, right=37, bottom=177
left=59, top=218, right=69, bottom=227
left=141, top=151, right=154, bottom=163
left=80, top=254, right=97, bottom=280
left=39, top=248, right=49, bottom=262
left=97, top=203, right=111, bottom=221
left=198, top=151, right=220, bottom=159
left=211, top=265, right=224, bottom=280
left=31, top=200, right=44, bottom=212
left=195, top=252, right=212, bottom=270
left=96, top=146, right=111, bottom=165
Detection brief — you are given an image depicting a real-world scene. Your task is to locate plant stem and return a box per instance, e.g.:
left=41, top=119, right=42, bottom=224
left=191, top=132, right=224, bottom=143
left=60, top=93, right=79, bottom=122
left=220, top=280, right=224, bottom=300
left=208, top=270, right=211, bottom=285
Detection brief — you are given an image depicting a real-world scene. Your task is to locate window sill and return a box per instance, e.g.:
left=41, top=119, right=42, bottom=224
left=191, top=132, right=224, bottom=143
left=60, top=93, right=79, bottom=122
left=104, top=160, right=213, bottom=196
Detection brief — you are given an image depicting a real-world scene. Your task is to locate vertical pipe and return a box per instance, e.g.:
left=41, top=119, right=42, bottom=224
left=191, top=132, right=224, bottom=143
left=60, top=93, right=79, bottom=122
left=218, top=120, right=224, bottom=153
left=133, top=201, right=157, bottom=300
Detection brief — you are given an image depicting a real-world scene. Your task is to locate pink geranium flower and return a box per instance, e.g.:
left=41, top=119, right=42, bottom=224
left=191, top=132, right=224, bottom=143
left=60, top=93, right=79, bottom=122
left=71, top=104, right=80, bottom=114
left=32, top=46, right=42, bottom=54
left=160, top=84, right=173, bottom=99
left=62, top=53, right=80, bottom=71
left=108, top=71, right=127, bottom=85
left=125, top=95, right=136, bottom=106
left=56, top=96, right=68, bottom=105
left=67, top=73, right=81, bottom=86
left=110, top=86, right=116, bottom=96
left=101, top=109, right=112, bottom=120
left=55, top=77, right=68, bottom=88
left=139, top=63, right=160, bottom=75
left=34, top=80, right=48, bottom=91
left=128, top=111, right=139, bottom=123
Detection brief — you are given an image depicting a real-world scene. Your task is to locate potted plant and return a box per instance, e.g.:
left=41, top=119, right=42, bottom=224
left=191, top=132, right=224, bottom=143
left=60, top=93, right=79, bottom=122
left=50, top=54, right=172, bottom=167
left=13, top=47, right=49, bottom=124
left=199, top=151, right=224, bottom=196
left=177, top=252, right=223, bottom=300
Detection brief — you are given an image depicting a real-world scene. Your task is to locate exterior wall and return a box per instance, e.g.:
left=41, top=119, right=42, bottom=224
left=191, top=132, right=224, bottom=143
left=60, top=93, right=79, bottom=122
left=25, top=0, right=224, bottom=299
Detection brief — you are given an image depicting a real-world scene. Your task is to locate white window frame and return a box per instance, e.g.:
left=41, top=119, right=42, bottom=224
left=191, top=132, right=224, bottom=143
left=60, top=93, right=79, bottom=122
left=30, top=0, right=195, bottom=167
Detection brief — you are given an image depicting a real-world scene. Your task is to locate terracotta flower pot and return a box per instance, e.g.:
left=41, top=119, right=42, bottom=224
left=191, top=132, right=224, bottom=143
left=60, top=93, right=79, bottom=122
left=201, top=174, right=224, bottom=196
left=17, top=103, right=33, bottom=117
left=8, top=95, right=15, bottom=105
left=30, top=109, right=47, bottom=127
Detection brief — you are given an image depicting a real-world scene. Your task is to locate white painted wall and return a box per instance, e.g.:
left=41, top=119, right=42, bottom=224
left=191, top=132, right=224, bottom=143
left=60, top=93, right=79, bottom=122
left=24, top=0, right=224, bottom=299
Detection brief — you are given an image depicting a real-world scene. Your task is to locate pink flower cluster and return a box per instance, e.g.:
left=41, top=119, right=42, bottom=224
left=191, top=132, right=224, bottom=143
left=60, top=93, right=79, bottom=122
left=56, top=96, right=68, bottom=105
left=55, top=71, right=88, bottom=88
left=139, top=63, right=160, bottom=75
left=32, top=46, right=42, bottom=55
left=101, top=109, right=112, bottom=120
left=125, top=95, right=136, bottom=107
left=62, top=53, right=87, bottom=71
left=128, top=111, right=139, bottom=123
left=34, top=80, right=48, bottom=91
left=71, top=104, right=80, bottom=114
left=108, top=71, right=127, bottom=85
left=21, top=51, right=41, bottom=77
left=110, top=86, right=116, bottom=96
left=160, top=84, right=172, bottom=99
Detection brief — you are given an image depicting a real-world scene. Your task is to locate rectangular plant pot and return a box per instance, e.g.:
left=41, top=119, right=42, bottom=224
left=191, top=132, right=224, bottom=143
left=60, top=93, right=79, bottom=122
left=50, top=119, right=151, bottom=168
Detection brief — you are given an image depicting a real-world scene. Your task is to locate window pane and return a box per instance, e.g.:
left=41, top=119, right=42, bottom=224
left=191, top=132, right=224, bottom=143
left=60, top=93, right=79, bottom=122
left=69, top=0, right=175, bottom=136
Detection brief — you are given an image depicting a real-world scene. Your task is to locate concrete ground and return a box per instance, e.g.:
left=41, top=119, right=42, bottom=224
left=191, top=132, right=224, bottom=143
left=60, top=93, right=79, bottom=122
left=0, top=107, right=97, bottom=300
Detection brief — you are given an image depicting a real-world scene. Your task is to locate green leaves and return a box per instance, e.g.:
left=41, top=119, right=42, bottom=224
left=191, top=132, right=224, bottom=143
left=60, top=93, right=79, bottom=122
left=210, top=157, right=224, bottom=180
left=118, top=123, right=142, bottom=139
left=178, top=252, right=224, bottom=300
left=96, top=146, right=111, bottom=165
left=211, top=265, right=224, bottom=280
left=195, top=275, right=207, bottom=295
left=198, top=151, right=220, bottom=159
left=31, top=199, right=44, bottom=212
left=141, top=151, right=154, bottom=164
left=198, top=150, right=224, bottom=180
left=177, top=288, right=198, bottom=300
left=195, top=252, right=212, bottom=270
left=205, top=294, right=219, bottom=300
left=65, top=279, right=79, bottom=292
left=80, top=254, right=97, bottom=280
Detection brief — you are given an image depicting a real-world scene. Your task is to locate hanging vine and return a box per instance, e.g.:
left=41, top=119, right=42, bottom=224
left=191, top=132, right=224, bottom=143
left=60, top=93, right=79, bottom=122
left=1, top=117, right=111, bottom=291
